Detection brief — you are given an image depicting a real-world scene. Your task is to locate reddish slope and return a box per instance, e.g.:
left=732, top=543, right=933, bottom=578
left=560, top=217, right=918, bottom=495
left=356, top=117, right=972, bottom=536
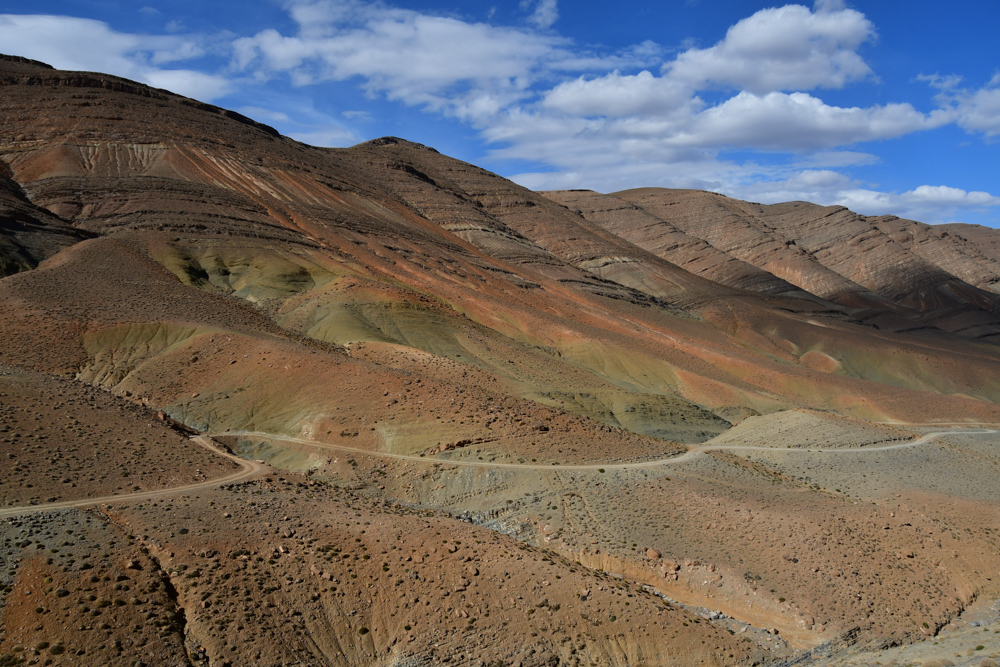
left=603, top=188, right=1000, bottom=340
left=2, top=54, right=1000, bottom=431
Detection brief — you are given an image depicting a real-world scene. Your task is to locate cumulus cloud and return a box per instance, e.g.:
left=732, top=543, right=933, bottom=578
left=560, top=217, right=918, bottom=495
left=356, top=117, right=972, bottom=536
left=0, top=14, right=232, bottom=101
left=542, top=70, right=693, bottom=117
left=490, top=91, right=946, bottom=190
left=902, top=185, right=1000, bottom=208
left=666, top=3, right=875, bottom=93
left=682, top=92, right=949, bottom=150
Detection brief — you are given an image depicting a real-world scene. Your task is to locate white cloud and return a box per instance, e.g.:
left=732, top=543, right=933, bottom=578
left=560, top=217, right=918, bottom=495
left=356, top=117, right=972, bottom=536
left=522, top=0, right=558, bottom=29
left=341, top=110, right=373, bottom=121
left=142, top=70, right=232, bottom=101
left=542, top=70, right=694, bottom=117
left=0, top=14, right=232, bottom=101
left=683, top=92, right=949, bottom=150
left=961, top=92, right=1000, bottom=137
left=666, top=3, right=875, bottom=93
left=833, top=187, right=1000, bottom=222
left=235, top=106, right=293, bottom=123
left=231, top=0, right=655, bottom=121
left=232, top=0, right=565, bottom=113
left=488, top=91, right=946, bottom=190
left=236, top=100, right=359, bottom=147
left=955, top=76, right=1000, bottom=138
left=923, top=72, right=1000, bottom=138
left=902, top=185, right=1000, bottom=208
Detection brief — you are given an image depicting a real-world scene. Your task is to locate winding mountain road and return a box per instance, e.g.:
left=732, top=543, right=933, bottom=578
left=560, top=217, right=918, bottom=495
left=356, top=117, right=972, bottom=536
left=0, top=436, right=265, bottom=519
left=0, top=427, right=992, bottom=518
left=208, top=427, right=995, bottom=471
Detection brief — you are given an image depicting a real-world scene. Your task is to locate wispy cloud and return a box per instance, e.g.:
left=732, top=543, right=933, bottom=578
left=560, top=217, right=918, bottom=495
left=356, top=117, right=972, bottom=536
left=925, top=72, right=1000, bottom=139
left=522, top=0, right=558, bottom=30
left=236, top=101, right=359, bottom=147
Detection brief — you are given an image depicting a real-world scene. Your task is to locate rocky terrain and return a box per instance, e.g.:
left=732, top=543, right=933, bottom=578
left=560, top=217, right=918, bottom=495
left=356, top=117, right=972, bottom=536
left=1, top=54, right=1000, bottom=666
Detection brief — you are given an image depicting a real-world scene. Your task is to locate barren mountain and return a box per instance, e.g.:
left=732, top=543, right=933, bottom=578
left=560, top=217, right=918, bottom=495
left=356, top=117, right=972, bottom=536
left=545, top=187, right=1000, bottom=340
left=2, top=55, right=1000, bottom=667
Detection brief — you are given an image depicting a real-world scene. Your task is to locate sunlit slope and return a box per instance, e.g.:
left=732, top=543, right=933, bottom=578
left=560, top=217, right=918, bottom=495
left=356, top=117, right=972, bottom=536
left=578, top=187, right=1000, bottom=340
left=2, top=55, right=1000, bottom=437
left=0, top=234, right=699, bottom=462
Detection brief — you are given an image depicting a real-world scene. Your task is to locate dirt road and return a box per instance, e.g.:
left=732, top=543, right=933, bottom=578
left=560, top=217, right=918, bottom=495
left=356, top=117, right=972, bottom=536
left=0, top=436, right=265, bottom=518
left=208, top=428, right=995, bottom=471
left=1, top=428, right=992, bottom=518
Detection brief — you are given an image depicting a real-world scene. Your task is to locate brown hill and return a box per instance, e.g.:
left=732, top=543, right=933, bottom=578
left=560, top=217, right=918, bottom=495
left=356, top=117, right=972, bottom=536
left=0, top=365, right=238, bottom=506
left=540, top=188, right=811, bottom=297
left=545, top=187, right=1000, bottom=341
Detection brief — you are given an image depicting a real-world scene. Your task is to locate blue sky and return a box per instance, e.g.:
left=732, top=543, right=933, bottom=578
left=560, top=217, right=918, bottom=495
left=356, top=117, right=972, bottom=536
left=1, top=1, right=998, bottom=225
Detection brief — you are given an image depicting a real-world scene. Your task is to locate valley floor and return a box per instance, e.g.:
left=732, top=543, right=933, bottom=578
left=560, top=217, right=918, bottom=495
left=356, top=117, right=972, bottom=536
left=3, top=408, right=998, bottom=666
